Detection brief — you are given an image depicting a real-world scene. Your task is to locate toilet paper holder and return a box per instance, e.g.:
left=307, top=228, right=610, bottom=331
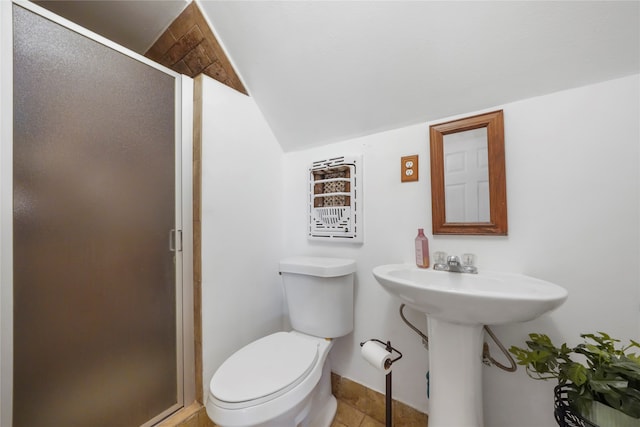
left=360, top=338, right=403, bottom=427
left=359, top=338, right=403, bottom=369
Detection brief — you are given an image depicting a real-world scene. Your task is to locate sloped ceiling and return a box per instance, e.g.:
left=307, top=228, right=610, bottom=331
left=199, top=1, right=640, bottom=151
left=32, top=1, right=640, bottom=152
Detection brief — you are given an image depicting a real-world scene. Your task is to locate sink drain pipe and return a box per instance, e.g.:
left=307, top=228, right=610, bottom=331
left=360, top=339, right=403, bottom=427
left=399, top=304, right=517, bottom=372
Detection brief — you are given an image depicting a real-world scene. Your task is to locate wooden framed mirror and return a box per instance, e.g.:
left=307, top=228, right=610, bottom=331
left=429, top=110, right=507, bottom=235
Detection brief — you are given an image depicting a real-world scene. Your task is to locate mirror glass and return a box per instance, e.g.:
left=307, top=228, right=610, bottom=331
left=429, top=110, right=507, bottom=235
left=443, top=128, right=489, bottom=223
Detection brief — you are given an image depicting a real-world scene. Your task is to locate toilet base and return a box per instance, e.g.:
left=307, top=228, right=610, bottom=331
left=309, top=395, right=336, bottom=427
left=307, top=361, right=337, bottom=427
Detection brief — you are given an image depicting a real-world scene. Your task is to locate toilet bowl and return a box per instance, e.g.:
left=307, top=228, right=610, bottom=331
left=206, top=257, right=356, bottom=427
left=207, top=331, right=335, bottom=427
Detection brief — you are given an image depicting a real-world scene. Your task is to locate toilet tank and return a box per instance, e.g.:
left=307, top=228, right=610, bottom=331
left=279, top=257, right=356, bottom=338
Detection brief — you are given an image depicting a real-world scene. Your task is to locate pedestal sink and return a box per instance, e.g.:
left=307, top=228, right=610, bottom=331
left=372, top=264, right=568, bottom=427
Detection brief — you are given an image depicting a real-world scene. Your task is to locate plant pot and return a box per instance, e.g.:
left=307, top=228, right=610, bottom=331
left=584, top=401, right=640, bottom=427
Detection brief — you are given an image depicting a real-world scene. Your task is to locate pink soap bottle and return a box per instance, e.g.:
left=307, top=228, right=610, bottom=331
left=415, top=228, right=430, bottom=268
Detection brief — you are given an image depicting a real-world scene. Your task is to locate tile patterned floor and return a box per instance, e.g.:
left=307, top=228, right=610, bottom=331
left=187, top=373, right=428, bottom=427
left=331, top=374, right=428, bottom=427
left=198, top=399, right=425, bottom=427
left=331, top=399, right=385, bottom=427
left=331, top=398, right=429, bottom=427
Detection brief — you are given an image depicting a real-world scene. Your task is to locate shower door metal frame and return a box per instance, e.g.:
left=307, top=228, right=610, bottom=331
left=0, top=1, right=195, bottom=425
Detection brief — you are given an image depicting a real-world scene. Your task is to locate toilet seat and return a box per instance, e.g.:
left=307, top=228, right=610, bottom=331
left=210, top=332, right=319, bottom=409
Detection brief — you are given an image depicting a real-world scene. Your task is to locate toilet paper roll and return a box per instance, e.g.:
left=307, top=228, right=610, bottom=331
left=361, top=341, right=393, bottom=374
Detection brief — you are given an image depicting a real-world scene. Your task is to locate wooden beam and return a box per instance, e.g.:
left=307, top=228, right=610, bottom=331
left=146, top=3, right=247, bottom=95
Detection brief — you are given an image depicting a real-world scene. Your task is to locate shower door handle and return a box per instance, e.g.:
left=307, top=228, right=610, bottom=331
left=169, top=229, right=183, bottom=252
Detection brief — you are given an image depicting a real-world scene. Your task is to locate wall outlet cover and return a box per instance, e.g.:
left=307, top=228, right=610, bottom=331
left=401, top=155, right=419, bottom=182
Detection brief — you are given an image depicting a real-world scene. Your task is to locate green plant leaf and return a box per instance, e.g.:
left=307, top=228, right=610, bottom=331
left=610, top=359, right=640, bottom=381
left=624, top=387, right=640, bottom=400
left=612, top=387, right=640, bottom=418
left=568, top=388, right=594, bottom=417
left=566, top=363, right=588, bottom=386
left=590, top=378, right=627, bottom=394
left=514, top=330, right=640, bottom=417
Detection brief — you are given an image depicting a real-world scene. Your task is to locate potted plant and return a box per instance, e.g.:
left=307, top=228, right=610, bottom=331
left=509, top=332, right=640, bottom=426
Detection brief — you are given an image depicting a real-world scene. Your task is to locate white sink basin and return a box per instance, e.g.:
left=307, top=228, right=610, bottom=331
left=373, top=264, right=568, bottom=325
left=372, top=264, right=568, bottom=427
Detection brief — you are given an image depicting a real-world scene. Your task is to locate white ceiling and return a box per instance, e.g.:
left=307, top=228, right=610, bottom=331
left=33, top=1, right=640, bottom=152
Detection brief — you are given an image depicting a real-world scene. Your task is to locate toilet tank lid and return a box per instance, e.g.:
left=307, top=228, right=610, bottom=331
left=279, top=257, right=356, bottom=277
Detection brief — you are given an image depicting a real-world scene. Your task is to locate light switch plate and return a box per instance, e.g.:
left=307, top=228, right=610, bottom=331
left=401, top=155, right=419, bottom=182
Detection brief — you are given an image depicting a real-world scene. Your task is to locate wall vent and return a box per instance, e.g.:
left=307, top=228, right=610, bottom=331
left=308, top=155, right=362, bottom=243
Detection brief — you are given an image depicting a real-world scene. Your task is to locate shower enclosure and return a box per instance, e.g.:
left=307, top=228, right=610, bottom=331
left=1, top=1, right=194, bottom=426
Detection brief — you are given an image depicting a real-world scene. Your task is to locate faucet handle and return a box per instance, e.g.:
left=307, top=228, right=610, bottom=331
left=433, top=251, right=447, bottom=265
left=462, top=253, right=476, bottom=267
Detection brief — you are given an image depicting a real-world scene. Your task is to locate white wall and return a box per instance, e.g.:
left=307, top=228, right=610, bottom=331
left=200, top=76, right=285, bottom=401
left=282, top=74, right=640, bottom=427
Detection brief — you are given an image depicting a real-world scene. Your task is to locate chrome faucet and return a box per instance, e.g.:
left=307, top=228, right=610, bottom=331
left=433, top=253, right=478, bottom=274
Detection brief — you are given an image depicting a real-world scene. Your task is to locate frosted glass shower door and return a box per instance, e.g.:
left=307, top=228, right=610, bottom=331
left=12, top=4, right=181, bottom=426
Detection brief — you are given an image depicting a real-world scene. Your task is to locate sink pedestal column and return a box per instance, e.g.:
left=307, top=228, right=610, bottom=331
left=427, top=317, right=485, bottom=427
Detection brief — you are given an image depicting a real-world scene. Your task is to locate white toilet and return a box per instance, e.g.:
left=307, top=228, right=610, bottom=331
left=206, top=256, right=356, bottom=427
